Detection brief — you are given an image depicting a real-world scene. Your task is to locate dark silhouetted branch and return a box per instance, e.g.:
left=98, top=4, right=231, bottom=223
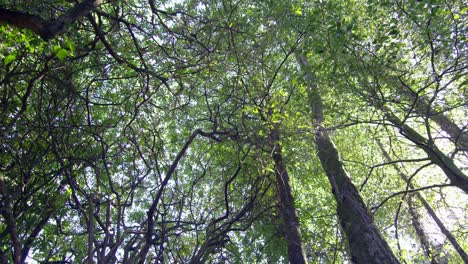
left=0, top=0, right=103, bottom=40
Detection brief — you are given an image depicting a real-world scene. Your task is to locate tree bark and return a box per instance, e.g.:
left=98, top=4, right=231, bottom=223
left=0, top=0, right=102, bottom=40
left=87, top=194, right=95, bottom=264
left=0, top=179, right=22, bottom=264
left=269, top=127, right=308, bottom=264
left=296, top=54, right=399, bottom=264
left=314, top=130, right=399, bottom=263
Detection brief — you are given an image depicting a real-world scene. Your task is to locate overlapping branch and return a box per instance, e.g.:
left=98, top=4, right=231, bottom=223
left=0, top=0, right=103, bottom=40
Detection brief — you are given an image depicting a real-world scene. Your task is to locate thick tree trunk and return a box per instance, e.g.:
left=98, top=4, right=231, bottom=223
left=377, top=140, right=468, bottom=263
left=296, top=54, right=399, bottom=264
left=315, top=130, right=399, bottom=263
left=270, top=127, right=308, bottom=264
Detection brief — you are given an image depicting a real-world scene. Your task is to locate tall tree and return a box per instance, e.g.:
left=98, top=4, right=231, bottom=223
left=296, top=53, right=399, bottom=263
left=0, top=0, right=466, bottom=263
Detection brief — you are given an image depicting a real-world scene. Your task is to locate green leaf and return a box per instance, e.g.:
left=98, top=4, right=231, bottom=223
left=291, top=4, right=302, bottom=15
left=65, top=37, right=75, bottom=52
left=55, top=48, right=69, bottom=60
left=4, top=54, right=16, bottom=65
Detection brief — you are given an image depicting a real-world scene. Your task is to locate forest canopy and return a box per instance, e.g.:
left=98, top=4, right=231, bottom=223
left=0, top=0, right=467, bottom=263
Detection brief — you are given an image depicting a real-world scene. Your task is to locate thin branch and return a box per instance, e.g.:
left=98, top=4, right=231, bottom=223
left=372, top=183, right=453, bottom=213
left=136, top=129, right=224, bottom=263
left=86, top=14, right=169, bottom=87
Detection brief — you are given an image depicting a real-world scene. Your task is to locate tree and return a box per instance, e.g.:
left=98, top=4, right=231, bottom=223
left=0, top=0, right=466, bottom=263
left=376, top=138, right=468, bottom=263
left=296, top=53, right=399, bottom=263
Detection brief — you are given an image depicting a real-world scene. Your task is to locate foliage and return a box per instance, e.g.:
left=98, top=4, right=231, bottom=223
left=0, top=0, right=466, bottom=263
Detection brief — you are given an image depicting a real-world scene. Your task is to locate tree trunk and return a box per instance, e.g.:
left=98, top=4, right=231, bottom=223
left=315, top=130, right=399, bottom=263
left=296, top=54, right=399, bottom=264
left=382, top=108, right=468, bottom=194
left=269, top=127, right=308, bottom=264
left=397, top=86, right=468, bottom=151
left=87, top=193, right=95, bottom=264
left=363, top=80, right=468, bottom=193
left=407, top=196, right=438, bottom=264
left=0, top=179, right=22, bottom=264
left=377, top=140, right=468, bottom=263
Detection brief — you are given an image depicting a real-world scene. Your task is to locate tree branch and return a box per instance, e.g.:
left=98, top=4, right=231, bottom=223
left=371, top=183, right=454, bottom=213
left=0, top=0, right=103, bottom=40
left=136, top=129, right=223, bottom=263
